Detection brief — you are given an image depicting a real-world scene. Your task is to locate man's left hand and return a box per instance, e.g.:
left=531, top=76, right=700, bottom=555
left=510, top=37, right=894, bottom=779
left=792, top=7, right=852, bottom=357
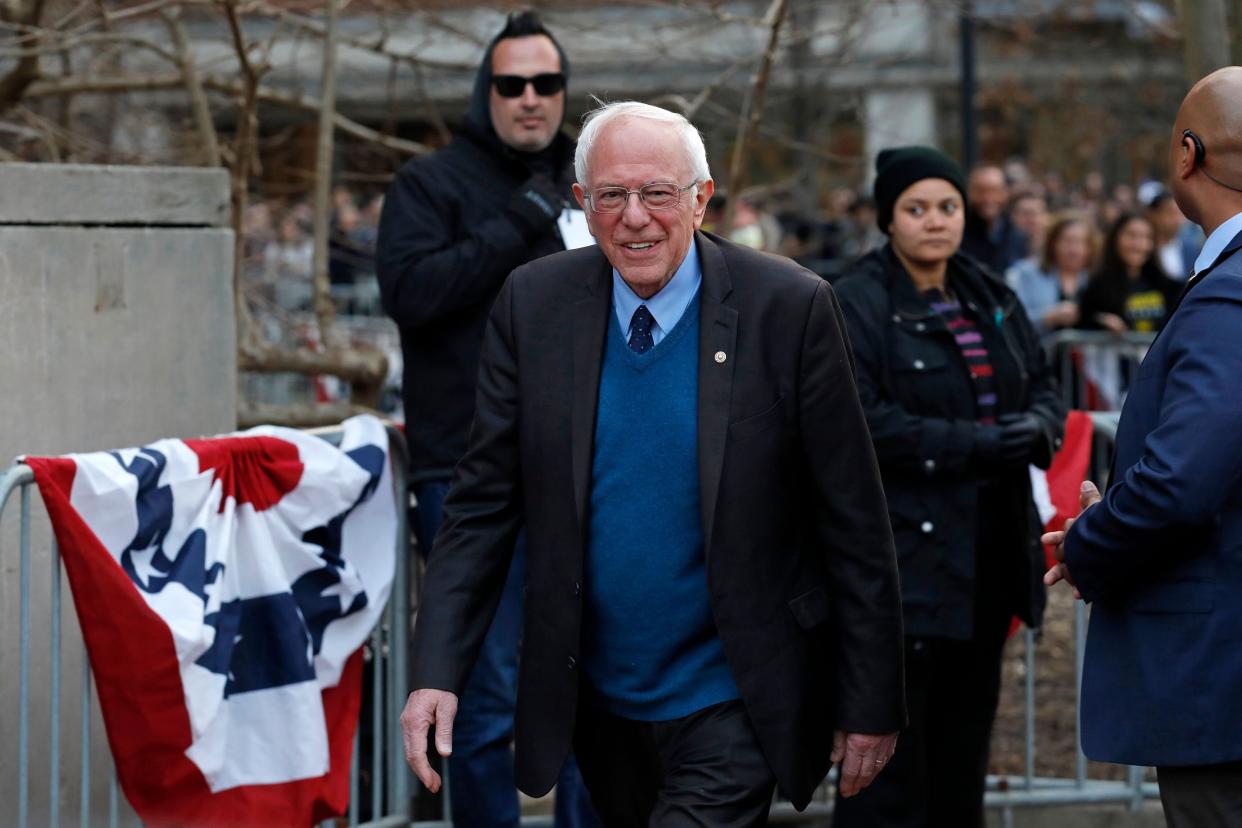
left=1042, top=480, right=1102, bottom=599
left=832, top=730, right=899, bottom=797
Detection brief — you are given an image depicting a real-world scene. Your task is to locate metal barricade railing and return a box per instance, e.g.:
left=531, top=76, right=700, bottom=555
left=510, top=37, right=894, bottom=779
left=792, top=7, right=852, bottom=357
left=1045, top=330, right=1156, bottom=412
left=2, top=424, right=412, bottom=828
left=985, top=412, right=1159, bottom=823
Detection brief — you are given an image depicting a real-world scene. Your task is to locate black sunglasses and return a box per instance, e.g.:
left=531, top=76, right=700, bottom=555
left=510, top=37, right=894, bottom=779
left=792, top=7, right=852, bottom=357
left=492, top=73, right=565, bottom=98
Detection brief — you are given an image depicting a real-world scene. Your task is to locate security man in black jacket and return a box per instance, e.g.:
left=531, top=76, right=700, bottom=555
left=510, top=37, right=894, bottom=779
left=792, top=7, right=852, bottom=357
left=376, top=12, right=596, bottom=828
left=831, top=147, right=1064, bottom=828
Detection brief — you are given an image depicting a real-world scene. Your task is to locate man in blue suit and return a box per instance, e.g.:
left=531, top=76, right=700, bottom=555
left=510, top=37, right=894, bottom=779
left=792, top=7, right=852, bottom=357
left=1044, top=66, right=1242, bottom=827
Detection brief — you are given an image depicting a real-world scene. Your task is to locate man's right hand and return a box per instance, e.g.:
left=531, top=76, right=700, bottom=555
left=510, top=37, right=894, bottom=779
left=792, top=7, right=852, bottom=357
left=1042, top=480, right=1102, bottom=599
left=508, top=173, right=563, bottom=232
left=399, top=688, right=459, bottom=792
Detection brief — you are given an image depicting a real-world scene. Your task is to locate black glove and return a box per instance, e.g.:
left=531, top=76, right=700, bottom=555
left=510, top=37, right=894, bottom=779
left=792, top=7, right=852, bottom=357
left=996, top=412, right=1042, bottom=463
left=507, top=173, right=563, bottom=234
left=972, top=422, right=1005, bottom=463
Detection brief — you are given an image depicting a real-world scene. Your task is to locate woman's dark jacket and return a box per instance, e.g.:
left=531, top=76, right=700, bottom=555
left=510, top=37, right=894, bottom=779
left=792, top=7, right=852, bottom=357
left=1076, top=266, right=1182, bottom=333
left=834, top=245, right=1066, bottom=639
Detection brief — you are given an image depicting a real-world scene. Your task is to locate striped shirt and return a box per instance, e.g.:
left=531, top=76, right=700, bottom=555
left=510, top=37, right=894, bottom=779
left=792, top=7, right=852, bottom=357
left=923, top=288, right=998, bottom=424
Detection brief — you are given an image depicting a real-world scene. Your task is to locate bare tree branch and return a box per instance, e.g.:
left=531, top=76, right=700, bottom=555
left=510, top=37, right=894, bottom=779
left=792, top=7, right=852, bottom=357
left=0, top=0, right=49, bottom=114
left=13, top=105, right=60, bottom=158
left=164, top=7, right=221, bottom=166
left=238, top=343, right=385, bottom=384
left=310, top=0, right=339, bottom=348
left=722, top=0, right=788, bottom=235
left=22, top=71, right=432, bottom=155
left=649, top=55, right=750, bottom=121
left=223, top=0, right=264, bottom=357
left=247, top=2, right=476, bottom=72
left=237, top=400, right=381, bottom=430
left=0, top=31, right=179, bottom=63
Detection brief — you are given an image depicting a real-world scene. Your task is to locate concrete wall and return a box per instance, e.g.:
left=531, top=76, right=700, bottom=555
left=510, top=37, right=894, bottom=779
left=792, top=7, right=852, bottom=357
left=0, top=163, right=235, bottom=826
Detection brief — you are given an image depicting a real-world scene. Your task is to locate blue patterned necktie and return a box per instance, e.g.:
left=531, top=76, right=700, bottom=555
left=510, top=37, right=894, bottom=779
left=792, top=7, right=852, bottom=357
left=628, top=305, right=655, bottom=354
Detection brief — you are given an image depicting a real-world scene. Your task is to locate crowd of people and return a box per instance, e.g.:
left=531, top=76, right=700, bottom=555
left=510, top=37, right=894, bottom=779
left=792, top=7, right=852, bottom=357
left=239, top=185, right=386, bottom=317
left=237, top=157, right=1203, bottom=428
left=713, top=163, right=1205, bottom=340
left=225, top=10, right=1242, bottom=828
left=238, top=128, right=1206, bottom=354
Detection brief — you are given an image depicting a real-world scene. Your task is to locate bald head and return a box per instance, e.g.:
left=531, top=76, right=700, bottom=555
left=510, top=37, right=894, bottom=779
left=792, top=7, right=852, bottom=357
left=968, top=166, right=1008, bottom=225
left=1170, top=67, right=1242, bottom=228
left=1177, top=68, right=1242, bottom=162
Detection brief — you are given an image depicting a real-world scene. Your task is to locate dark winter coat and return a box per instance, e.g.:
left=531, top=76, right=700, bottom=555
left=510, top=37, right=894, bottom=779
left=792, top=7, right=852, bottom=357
left=376, top=28, right=576, bottom=480
left=1076, top=265, right=1182, bottom=334
left=833, top=245, right=1065, bottom=639
left=962, top=210, right=1027, bottom=276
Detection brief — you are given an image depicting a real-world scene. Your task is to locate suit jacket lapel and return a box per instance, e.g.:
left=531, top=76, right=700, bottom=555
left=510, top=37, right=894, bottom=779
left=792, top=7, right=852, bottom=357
left=571, top=253, right=613, bottom=538
left=1168, top=228, right=1242, bottom=320
left=695, top=232, right=737, bottom=557
left=1193, top=227, right=1242, bottom=283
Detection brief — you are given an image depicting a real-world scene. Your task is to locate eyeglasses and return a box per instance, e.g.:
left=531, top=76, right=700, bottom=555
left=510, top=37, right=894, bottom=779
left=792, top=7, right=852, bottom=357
left=586, top=182, right=697, bottom=213
left=491, top=73, right=566, bottom=98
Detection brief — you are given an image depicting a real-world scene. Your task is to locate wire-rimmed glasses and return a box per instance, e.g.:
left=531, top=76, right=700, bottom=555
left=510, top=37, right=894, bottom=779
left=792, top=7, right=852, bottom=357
left=585, top=182, right=697, bottom=213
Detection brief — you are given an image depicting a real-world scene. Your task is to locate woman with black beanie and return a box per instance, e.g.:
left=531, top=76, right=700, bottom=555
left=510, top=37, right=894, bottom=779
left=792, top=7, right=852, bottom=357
left=831, top=147, right=1066, bottom=828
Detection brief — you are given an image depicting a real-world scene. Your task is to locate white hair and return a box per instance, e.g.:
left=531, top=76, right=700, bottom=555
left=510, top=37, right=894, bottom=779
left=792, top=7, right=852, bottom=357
left=574, top=101, right=711, bottom=188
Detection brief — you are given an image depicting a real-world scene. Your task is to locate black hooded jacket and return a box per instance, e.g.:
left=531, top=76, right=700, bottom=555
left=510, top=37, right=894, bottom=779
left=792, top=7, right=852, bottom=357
left=833, top=245, right=1065, bottom=638
left=377, top=27, right=576, bottom=480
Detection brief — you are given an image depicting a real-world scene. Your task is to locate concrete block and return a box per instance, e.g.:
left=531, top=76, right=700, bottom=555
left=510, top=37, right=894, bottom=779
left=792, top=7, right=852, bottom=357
left=0, top=163, right=235, bottom=827
left=0, top=163, right=230, bottom=227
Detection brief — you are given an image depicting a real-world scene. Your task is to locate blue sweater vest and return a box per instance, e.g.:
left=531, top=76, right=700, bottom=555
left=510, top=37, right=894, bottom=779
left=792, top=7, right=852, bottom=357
left=583, top=296, right=740, bottom=721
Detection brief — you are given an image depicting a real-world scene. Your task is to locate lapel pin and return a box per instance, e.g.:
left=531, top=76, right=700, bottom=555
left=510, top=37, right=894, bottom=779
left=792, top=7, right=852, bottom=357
left=714, top=351, right=727, bottom=364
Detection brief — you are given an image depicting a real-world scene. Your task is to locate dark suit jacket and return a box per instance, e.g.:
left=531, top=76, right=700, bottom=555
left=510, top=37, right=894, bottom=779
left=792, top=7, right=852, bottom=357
left=411, top=231, right=905, bottom=808
left=1065, top=227, right=1242, bottom=767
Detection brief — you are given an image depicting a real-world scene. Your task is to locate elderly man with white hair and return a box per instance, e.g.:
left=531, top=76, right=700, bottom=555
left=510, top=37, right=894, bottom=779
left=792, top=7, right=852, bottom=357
left=400, top=101, right=905, bottom=826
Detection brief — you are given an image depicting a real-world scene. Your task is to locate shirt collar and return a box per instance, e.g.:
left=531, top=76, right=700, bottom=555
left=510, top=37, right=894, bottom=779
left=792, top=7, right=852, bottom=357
left=611, top=239, right=702, bottom=334
left=1193, top=211, right=1242, bottom=276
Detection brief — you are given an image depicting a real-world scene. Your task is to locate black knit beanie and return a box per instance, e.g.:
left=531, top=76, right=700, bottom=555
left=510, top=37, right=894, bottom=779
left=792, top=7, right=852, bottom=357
left=873, top=146, right=967, bottom=233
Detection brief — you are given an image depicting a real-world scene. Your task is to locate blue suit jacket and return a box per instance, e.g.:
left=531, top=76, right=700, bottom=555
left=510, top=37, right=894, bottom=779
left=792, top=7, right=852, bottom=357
left=1065, top=227, right=1242, bottom=767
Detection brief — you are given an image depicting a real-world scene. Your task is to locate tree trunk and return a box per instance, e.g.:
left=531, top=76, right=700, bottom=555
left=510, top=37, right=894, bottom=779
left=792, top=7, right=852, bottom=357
left=1179, top=0, right=1231, bottom=85
left=311, top=0, right=340, bottom=349
left=788, top=0, right=819, bottom=220
left=721, top=0, right=789, bottom=236
left=1232, top=0, right=1242, bottom=64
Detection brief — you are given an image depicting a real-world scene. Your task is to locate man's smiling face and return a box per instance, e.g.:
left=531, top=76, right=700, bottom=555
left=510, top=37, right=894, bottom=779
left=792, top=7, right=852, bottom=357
left=573, top=118, right=712, bottom=299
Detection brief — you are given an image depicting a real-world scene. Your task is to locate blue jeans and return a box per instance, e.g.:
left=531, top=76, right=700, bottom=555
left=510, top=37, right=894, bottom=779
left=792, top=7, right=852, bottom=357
left=414, top=480, right=598, bottom=828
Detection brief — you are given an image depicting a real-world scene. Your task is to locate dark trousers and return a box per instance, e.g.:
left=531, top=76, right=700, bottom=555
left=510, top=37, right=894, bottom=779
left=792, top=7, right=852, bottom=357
left=414, top=480, right=598, bottom=828
left=573, top=699, right=776, bottom=827
left=1158, top=760, right=1242, bottom=827
left=832, top=620, right=1010, bottom=828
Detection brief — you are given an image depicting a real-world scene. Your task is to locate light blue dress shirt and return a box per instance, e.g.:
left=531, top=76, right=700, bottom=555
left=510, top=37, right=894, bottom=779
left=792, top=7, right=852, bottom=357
left=611, top=240, right=701, bottom=347
left=1194, top=211, right=1242, bottom=276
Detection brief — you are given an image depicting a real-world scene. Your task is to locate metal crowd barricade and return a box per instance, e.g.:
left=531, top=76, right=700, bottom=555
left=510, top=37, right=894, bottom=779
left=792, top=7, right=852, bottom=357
left=984, top=412, right=1158, bottom=824
left=2, top=424, right=413, bottom=828
left=1045, top=330, right=1156, bottom=412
